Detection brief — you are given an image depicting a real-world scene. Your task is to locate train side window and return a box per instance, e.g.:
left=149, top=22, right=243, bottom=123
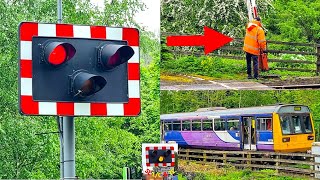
left=182, top=121, right=191, bottom=131
left=257, top=118, right=272, bottom=131
left=280, top=116, right=291, bottom=135
left=172, top=121, right=181, bottom=131
left=292, top=115, right=302, bottom=133
left=202, top=120, right=213, bottom=131
left=266, top=119, right=272, bottom=130
left=303, top=116, right=312, bottom=133
left=256, top=119, right=261, bottom=130
left=192, top=120, right=201, bottom=131
left=227, top=119, right=239, bottom=131
left=214, top=119, right=226, bottom=131
left=164, top=122, right=172, bottom=131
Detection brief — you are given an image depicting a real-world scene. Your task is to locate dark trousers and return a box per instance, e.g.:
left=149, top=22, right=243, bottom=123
left=246, top=52, right=258, bottom=78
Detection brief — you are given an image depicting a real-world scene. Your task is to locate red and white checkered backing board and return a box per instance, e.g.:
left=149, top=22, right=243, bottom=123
left=145, top=146, right=175, bottom=167
left=18, top=22, right=140, bottom=116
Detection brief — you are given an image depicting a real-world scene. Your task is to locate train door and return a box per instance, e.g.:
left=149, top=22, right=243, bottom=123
left=241, top=116, right=257, bottom=150
left=160, top=121, right=165, bottom=142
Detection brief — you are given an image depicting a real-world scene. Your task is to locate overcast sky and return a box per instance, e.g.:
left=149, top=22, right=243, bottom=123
left=91, top=0, right=160, bottom=35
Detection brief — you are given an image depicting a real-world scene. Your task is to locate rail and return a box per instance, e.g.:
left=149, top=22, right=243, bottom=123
left=178, top=148, right=320, bottom=177
left=162, top=33, right=320, bottom=74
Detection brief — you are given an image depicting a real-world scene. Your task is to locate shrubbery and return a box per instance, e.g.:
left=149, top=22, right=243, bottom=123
left=162, top=56, right=246, bottom=79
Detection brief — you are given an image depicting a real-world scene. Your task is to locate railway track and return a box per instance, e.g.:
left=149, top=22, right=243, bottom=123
left=178, top=148, right=320, bottom=178
left=270, top=84, right=320, bottom=89
left=161, top=74, right=320, bottom=90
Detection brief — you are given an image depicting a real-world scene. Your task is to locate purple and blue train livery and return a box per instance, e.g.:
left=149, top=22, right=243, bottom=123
left=160, top=105, right=315, bottom=152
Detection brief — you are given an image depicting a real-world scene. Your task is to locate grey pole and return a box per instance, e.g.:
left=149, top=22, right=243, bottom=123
left=57, top=116, right=64, bottom=178
left=57, top=0, right=76, bottom=179
left=57, top=0, right=64, bottom=179
left=63, top=116, right=76, bottom=178
left=57, top=0, right=62, bottom=23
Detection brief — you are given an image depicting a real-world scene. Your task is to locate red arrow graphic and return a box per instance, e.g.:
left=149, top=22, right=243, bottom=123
left=166, top=26, right=233, bottom=55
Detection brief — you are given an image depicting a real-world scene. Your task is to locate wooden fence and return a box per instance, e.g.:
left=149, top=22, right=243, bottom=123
left=178, top=148, right=320, bottom=177
left=162, top=33, right=320, bottom=74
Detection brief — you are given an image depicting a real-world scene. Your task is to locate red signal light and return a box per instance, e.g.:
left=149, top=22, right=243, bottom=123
left=48, top=45, right=67, bottom=65
left=44, top=42, right=76, bottom=66
left=98, top=44, right=134, bottom=70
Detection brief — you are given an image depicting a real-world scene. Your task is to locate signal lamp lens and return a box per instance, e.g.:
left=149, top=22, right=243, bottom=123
left=80, top=79, right=95, bottom=97
left=48, top=45, right=67, bottom=65
left=151, top=150, right=157, bottom=157
left=108, top=51, right=121, bottom=66
left=107, top=46, right=134, bottom=67
left=44, top=42, right=76, bottom=66
left=99, top=45, right=134, bottom=70
left=158, top=156, right=164, bottom=162
left=72, top=71, right=107, bottom=98
left=165, top=150, right=172, bottom=156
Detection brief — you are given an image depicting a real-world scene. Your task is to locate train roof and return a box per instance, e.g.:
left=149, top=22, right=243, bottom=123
left=160, top=104, right=310, bottom=121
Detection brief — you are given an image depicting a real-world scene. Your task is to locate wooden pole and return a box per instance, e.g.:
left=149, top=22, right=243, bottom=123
left=247, top=152, right=251, bottom=170
left=275, top=155, right=280, bottom=174
left=186, top=149, right=189, bottom=160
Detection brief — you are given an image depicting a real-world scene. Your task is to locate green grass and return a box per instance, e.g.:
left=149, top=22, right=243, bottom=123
left=177, top=168, right=309, bottom=180
left=161, top=55, right=316, bottom=81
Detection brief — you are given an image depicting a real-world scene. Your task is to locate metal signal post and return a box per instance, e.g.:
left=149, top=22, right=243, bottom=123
left=57, top=0, right=76, bottom=179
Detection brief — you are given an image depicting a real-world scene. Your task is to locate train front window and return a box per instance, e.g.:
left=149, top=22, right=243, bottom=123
left=303, top=116, right=312, bottom=133
left=292, top=116, right=302, bottom=133
left=280, top=116, right=291, bottom=135
left=280, top=114, right=313, bottom=135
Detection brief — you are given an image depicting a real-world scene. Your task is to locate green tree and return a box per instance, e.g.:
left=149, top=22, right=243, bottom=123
left=161, top=0, right=273, bottom=37
left=264, top=0, right=320, bottom=43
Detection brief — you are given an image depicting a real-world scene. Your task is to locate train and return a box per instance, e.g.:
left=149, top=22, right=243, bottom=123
left=160, top=104, right=315, bottom=153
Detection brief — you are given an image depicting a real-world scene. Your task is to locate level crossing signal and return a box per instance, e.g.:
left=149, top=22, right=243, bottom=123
left=149, top=149, right=173, bottom=164
left=19, top=22, right=140, bottom=116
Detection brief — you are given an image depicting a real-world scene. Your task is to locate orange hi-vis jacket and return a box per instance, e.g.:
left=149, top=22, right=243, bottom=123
left=243, top=20, right=266, bottom=55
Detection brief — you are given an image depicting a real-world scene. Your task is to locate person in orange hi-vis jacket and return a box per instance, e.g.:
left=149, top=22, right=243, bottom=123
left=243, top=17, right=266, bottom=79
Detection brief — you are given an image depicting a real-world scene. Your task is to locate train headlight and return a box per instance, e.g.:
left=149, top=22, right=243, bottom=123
left=282, top=137, right=290, bottom=142
left=308, top=136, right=314, bottom=140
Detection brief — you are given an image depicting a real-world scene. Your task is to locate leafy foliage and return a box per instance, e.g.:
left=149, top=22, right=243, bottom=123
left=161, top=0, right=273, bottom=37
left=264, top=0, right=320, bottom=43
left=161, top=0, right=319, bottom=43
